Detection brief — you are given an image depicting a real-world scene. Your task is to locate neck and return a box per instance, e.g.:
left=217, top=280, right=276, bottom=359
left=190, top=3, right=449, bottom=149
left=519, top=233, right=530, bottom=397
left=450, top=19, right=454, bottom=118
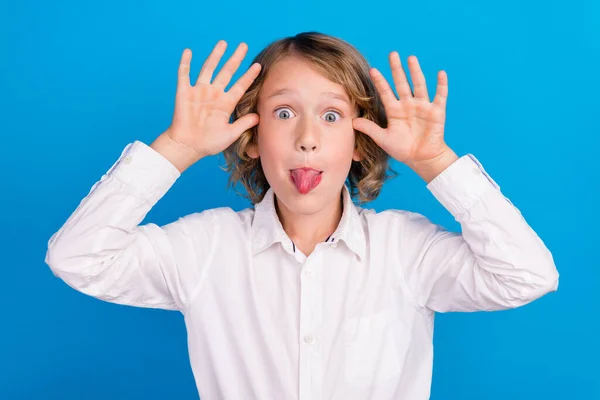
left=275, top=189, right=343, bottom=256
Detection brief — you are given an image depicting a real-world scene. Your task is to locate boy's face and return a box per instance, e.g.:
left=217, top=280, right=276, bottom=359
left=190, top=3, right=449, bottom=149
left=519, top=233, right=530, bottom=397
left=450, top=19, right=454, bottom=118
left=249, top=55, right=361, bottom=214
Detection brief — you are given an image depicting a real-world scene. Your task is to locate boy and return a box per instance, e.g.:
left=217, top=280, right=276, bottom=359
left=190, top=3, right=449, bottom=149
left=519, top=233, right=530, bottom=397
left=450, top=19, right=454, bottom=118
left=46, top=32, right=559, bottom=399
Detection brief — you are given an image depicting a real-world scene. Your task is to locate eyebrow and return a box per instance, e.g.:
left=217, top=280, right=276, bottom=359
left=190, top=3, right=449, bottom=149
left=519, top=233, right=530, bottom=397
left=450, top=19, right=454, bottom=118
left=265, top=88, right=351, bottom=105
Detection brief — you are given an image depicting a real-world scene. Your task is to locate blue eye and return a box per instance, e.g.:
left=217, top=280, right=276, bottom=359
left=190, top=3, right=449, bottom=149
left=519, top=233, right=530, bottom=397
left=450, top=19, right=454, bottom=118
left=274, top=107, right=295, bottom=119
left=274, top=107, right=341, bottom=122
left=323, top=110, right=341, bottom=123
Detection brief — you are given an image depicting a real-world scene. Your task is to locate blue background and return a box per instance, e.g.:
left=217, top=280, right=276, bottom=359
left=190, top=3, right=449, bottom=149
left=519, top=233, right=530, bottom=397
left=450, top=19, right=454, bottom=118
left=2, top=0, right=598, bottom=398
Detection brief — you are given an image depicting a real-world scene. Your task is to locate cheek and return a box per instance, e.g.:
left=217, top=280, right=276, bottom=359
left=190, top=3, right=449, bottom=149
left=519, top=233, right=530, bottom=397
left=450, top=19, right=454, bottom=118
left=326, top=133, right=356, bottom=172
left=258, top=117, right=294, bottom=147
left=330, top=127, right=356, bottom=153
left=258, top=131, right=286, bottom=156
left=256, top=128, right=288, bottom=174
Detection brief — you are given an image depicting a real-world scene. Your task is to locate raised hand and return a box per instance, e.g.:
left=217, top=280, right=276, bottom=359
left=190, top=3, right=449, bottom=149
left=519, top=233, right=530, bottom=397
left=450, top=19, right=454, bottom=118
left=352, top=52, right=451, bottom=167
left=158, top=41, right=261, bottom=169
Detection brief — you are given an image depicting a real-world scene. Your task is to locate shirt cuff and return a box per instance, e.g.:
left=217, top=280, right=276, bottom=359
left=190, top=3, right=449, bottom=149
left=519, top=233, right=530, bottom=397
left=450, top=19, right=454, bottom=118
left=108, top=140, right=181, bottom=206
left=426, top=154, right=502, bottom=217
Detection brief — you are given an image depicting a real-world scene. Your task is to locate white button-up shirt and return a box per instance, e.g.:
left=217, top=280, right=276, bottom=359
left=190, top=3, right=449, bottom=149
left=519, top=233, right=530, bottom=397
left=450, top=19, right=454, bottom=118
left=45, top=140, right=559, bottom=400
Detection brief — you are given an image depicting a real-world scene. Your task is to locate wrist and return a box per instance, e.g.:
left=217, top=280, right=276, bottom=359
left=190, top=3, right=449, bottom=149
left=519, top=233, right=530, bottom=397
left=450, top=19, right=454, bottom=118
left=150, top=131, right=200, bottom=173
left=408, top=146, right=459, bottom=184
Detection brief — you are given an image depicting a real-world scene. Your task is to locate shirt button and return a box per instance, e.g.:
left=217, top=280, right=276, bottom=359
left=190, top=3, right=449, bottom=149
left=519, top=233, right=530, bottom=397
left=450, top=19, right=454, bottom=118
left=304, top=268, right=315, bottom=278
left=123, top=155, right=132, bottom=164
left=304, top=334, right=315, bottom=344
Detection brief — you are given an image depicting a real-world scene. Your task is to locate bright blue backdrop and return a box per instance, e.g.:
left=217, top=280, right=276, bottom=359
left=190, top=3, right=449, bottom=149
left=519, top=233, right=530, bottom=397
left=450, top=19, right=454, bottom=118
left=2, top=0, right=598, bottom=398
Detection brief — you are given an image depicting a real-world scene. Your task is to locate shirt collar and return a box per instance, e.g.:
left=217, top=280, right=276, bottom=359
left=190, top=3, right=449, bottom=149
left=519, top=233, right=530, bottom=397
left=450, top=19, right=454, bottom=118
left=251, top=184, right=366, bottom=260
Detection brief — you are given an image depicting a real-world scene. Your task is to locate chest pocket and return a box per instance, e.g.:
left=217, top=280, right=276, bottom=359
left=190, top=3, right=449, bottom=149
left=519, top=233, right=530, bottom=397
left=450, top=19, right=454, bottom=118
left=342, top=308, right=405, bottom=386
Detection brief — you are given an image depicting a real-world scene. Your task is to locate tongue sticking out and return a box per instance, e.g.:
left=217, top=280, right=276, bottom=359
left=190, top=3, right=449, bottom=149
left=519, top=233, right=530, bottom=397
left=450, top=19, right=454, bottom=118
left=291, top=169, right=322, bottom=194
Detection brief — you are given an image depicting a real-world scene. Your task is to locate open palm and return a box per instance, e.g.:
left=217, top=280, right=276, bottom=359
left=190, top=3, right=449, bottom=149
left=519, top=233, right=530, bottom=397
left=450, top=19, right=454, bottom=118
left=353, top=52, right=449, bottom=165
left=167, top=40, right=261, bottom=159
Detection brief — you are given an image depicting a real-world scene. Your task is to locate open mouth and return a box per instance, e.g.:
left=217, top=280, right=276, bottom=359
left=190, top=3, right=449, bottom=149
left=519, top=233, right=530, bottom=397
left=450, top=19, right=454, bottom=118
left=290, top=168, right=323, bottom=194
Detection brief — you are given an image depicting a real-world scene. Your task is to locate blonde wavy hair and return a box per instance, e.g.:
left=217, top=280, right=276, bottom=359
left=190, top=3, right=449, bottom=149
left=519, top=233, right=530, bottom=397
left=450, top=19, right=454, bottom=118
left=222, top=31, right=397, bottom=205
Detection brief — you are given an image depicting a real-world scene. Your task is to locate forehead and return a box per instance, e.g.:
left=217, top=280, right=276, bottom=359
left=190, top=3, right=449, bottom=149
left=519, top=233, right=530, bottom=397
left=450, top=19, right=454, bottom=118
left=259, top=55, right=351, bottom=104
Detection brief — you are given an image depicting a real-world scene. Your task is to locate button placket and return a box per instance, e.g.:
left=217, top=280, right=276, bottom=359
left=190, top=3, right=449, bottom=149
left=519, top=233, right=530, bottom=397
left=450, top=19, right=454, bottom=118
left=304, top=267, right=315, bottom=278
left=298, top=251, right=323, bottom=400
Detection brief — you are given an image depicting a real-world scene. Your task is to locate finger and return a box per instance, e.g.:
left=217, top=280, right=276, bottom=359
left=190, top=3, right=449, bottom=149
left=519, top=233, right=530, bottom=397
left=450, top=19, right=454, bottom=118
left=229, top=113, right=260, bottom=141
left=197, top=40, right=227, bottom=85
left=433, top=70, right=448, bottom=109
left=352, top=117, right=387, bottom=149
left=213, top=42, right=249, bottom=89
left=389, top=51, right=413, bottom=98
left=407, top=56, right=429, bottom=101
left=369, top=68, right=398, bottom=108
left=177, top=49, right=192, bottom=91
left=226, top=62, right=262, bottom=104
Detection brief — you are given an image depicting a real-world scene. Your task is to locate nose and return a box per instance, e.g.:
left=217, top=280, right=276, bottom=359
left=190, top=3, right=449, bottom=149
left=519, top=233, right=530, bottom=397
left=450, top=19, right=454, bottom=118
left=299, top=142, right=317, bottom=152
left=295, top=120, right=319, bottom=153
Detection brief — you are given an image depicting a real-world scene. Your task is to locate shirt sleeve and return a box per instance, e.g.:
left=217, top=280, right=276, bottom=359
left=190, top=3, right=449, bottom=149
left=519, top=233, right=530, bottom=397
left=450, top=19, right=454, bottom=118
left=44, top=140, right=215, bottom=312
left=397, top=154, right=559, bottom=313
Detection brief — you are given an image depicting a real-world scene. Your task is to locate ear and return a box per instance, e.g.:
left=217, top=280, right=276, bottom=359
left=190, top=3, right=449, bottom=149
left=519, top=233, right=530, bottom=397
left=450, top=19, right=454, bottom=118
left=246, top=142, right=260, bottom=159
left=352, top=143, right=362, bottom=162
left=352, top=111, right=363, bottom=162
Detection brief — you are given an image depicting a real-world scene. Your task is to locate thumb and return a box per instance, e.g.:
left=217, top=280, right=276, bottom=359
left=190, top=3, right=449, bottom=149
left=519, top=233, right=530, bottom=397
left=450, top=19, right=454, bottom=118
left=353, top=118, right=386, bottom=147
left=229, top=113, right=260, bottom=140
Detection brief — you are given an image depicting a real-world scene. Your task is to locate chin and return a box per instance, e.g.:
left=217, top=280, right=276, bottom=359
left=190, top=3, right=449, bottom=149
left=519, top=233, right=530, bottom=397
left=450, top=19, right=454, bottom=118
left=273, top=177, right=344, bottom=216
